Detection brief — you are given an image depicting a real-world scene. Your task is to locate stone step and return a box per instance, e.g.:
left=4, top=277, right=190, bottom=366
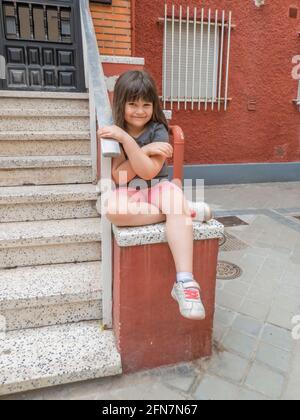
left=0, top=91, right=89, bottom=99
left=0, top=139, right=90, bottom=157
left=0, top=156, right=93, bottom=186
left=0, top=116, right=90, bottom=132
left=0, top=130, right=91, bottom=155
left=0, top=109, right=90, bottom=118
left=0, top=261, right=102, bottom=331
left=0, top=321, right=122, bottom=396
left=0, top=184, right=99, bottom=222
left=0, top=98, right=89, bottom=114
left=0, top=218, right=101, bottom=269
left=0, top=130, right=90, bottom=141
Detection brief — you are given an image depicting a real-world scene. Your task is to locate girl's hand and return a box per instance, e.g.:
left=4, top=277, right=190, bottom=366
left=141, top=142, right=173, bottom=158
left=97, top=125, right=128, bottom=144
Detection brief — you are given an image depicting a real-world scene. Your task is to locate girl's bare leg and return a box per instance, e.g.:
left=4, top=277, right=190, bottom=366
left=105, top=192, right=166, bottom=227
left=105, top=185, right=194, bottom=272
left=151, top=183, right=194, bottom=273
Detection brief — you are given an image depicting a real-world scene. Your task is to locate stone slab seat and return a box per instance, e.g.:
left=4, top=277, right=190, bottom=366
left=112, top=220, right=224, bottom=373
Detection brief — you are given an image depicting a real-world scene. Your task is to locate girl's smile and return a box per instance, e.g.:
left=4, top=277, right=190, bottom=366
left=125, top=99, right=153, bottom=136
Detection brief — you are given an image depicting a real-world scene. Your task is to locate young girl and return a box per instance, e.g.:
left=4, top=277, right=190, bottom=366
left=98, top=70, right=212, bottom=321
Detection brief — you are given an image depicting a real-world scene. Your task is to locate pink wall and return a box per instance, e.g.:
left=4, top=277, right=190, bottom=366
left=134, top=0, right=300, bottom=165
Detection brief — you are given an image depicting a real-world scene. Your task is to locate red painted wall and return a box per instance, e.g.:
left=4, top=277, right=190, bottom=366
left=133, top=0, right=300, bottom=165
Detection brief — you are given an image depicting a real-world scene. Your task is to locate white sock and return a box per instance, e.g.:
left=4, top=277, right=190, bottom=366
left=176, top=272, right=194, bottom=283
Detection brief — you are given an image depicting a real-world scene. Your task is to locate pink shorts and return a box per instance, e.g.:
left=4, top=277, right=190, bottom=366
left=115, top=180, right=181, bottom=207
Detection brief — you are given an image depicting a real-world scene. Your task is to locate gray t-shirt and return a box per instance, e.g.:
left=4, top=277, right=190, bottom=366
left=121, top=121, right=170, bottom=189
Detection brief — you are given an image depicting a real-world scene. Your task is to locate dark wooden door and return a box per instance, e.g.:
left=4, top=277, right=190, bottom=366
left=0, top=0, right=85, bottom=91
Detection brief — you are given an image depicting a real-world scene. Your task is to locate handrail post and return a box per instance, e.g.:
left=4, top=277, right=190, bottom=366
left=80, top=0, right=121, bottom=328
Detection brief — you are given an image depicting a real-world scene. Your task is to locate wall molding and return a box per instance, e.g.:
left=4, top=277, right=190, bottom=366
left=168, top=162, right=300, bottom=185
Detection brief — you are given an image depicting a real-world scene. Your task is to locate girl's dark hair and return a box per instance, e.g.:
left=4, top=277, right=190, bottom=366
left=113, top=70, right=168, bottom=131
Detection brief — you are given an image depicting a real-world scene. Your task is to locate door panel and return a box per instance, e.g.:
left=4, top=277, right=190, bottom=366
left=0, top=0, right=85, bottom=91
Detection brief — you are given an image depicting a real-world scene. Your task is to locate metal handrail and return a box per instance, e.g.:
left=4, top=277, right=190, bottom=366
left=80, top=0, right=119, bottom=328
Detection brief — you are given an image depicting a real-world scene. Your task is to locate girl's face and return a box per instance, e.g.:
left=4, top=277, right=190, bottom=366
left=124, top=99, right=153, bottom=131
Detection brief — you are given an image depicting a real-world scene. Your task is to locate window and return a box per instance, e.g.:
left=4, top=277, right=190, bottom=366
left=162, top=5, right=233, bottom=111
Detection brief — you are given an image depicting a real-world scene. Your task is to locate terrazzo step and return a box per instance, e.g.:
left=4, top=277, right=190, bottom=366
left=0, top=109, right=90, bottom=118
left=0, top=156, right=93, bottom=186
left=0, top=130, right=90, bottom=141
left=0, top=139, right=90, bottom=157
left=0, top=116, right=90, bottom=132
left=0, top=321, right=122, bottom=397
left=0, top=261, right=102, bottom=331
left=0, top=91, right=89, bottom=100
left=0, top=218, right=101, bottom=269
left=0, top=130, right=91, bottom=156
left=0, top=184, right=99, bottom=222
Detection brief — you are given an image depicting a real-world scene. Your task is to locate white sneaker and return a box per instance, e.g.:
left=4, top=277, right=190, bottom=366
left=187, top=201, right=213, bottom=223
left=171, top=280, right=206, bottom=320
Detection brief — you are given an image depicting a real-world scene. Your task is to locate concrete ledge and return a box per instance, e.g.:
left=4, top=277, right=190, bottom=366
left=113, top=220, right=224, bottom=247
left=101, top=56, right=145, bottom=65
left=0, top=91, right=89, bottom=99
left=168, top=162, right=300, bottom=185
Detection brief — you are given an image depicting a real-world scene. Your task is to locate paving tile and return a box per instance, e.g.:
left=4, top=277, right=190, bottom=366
left=222, top=330, right=258, bottom=358
left=239, top=299, right=270, bottom=321
left=255, top=342, right=291, bottom=373
left=282, top=271, right=300, bottom=290
left=208, top=351, right=249, bottom=383
left=282, top=340, right=300, bottom=400
left=245, top=286, right=274, bottom=305
left=214, top=307, right=236, bottom=327
left=261, top=324, right=294, bottom=351
left=193, top=374, right=240, bottom=400
left=237, top=388, right=269, bottom=400
left=139, top=383, right=186, bottom=400
left=245, top=362, right=285, bottom=399
left=161, top=364, right=197, bottom=393
left=232, top=314, right=263, bottom=337
left=223, top=281, right=250, bottom=297
left=267, top=306, right=295, bottom=331
left=216, top=290, right=243, bottom=312
left=213, top=324, right=229, bottom=343
left=272, top=294, right=300, bottom=314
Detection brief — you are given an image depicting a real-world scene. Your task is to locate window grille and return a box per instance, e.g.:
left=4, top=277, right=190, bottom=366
left=161, top=4, right=233, bottom=111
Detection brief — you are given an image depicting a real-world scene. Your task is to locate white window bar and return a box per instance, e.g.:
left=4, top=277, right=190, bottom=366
left=191, top=7, right=197, bottom=110
left=171, top=4, right=175, bottom=109
left=198, top=8, right=204, bottom=110
left=224, top=11, right=232, bottom=111
left=184, top=6, right=190, bottom=110
left=205, top=9, right=211, bottom=111
left=177, top=5, right=182, bottom=110
left=218, top=11, right=225, bottom=112
left=162, top=5, right=233, bottom=111
left=163, top=2, right=167, bottom=110
left=212, top=10, right=218, bottom=111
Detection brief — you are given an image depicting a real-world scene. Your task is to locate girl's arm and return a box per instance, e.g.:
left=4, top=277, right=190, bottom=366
left=121, top=133, right=168, bottom=180
left=112, top=144, right=169, bottom=185
left=112, top=147, right=138, bottom=185
left=98, top=125, right=172, bottom=182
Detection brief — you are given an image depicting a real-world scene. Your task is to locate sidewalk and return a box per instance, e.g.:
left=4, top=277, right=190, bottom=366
left=2, top=182, right=300, bottom=400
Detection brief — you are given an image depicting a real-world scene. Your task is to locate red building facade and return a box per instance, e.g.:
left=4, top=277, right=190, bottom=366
left=97, top=0, right=300, bottom=183
left=134, top=0, right=300, bottom=165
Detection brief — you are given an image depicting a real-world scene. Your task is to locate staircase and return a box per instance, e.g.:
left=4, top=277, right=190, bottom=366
left=0, top=91, right=122, bottom=397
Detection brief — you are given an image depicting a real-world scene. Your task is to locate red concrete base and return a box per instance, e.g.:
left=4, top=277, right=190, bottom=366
left=113, top=238, right=219, bottom=373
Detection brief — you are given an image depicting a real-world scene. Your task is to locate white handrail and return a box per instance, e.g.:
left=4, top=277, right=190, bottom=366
left=80, top=0, right=119, bottom=328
